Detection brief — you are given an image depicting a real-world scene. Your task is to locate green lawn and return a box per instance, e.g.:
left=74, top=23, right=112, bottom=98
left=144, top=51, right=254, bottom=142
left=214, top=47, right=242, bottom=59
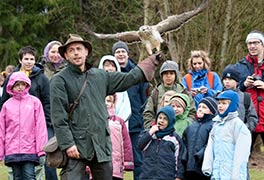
left=0, top=163, right=263, bottom=180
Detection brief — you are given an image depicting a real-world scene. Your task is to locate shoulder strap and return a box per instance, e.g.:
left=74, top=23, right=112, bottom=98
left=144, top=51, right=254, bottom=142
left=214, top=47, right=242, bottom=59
left=68, top=73, right=88, bottom=120
left=207, top=71, right=214, bottom=89
left=185, top=73, right=192, bottom=91
left=244, top=92, right=251, bottom=123
left=185, top=71, right=214, bottom=90
left=151, top=88, right=159, bottom=114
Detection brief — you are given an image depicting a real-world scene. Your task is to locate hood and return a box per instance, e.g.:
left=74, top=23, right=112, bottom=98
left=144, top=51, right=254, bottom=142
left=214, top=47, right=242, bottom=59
left=170, top=93, right=191, bottom=120
left=98, top=55, right=121, bottom=72
left=7, top=71, right=31, bottom=96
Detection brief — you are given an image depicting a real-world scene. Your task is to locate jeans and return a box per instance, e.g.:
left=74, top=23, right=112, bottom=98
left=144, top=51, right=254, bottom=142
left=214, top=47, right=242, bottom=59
left=8, top=157, right=45, bottom=180
left=60, top=157, right=112, bottom=180
left=12, top=162, right=36, bottom=180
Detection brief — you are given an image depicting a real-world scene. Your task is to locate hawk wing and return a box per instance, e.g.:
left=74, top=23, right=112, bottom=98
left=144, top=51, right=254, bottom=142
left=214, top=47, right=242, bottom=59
left=91, top=31, right=140, bottom=43
left=153, top=0, right=208, bottom=34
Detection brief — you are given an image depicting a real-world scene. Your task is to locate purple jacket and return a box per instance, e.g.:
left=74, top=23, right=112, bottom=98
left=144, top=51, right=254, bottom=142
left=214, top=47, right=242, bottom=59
left=0, top=72, right=48, bottom=163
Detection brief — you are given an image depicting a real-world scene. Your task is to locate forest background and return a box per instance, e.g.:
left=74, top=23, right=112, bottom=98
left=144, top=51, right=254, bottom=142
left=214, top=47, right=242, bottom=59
left=0, top=0, right=264, bottom=78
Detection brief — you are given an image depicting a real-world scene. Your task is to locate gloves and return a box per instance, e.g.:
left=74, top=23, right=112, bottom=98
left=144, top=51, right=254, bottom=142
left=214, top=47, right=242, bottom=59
left=137, top=52, right=164, bottom=81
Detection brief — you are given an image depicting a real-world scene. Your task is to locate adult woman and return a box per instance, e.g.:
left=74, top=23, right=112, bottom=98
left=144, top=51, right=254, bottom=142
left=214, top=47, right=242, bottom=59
left=182, top=50, right=222, bottom=108
left=41, top=40, right=67, bottom=79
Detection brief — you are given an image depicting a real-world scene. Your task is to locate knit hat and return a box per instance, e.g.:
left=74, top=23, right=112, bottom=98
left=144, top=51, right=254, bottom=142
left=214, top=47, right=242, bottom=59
left=222, top=65, right=240, bottom=82
left=170, top=95, right=187, bottom=110
left=246, top=32, right=264, bottom=44
left=199, top=97, right=218, bottom=115
left=112, top=41, right=129, bottom=55
left=216, top=90, right=239, bottom=117
left=159, top=60, right=179, bottom=77
left=155, top=106, right=176, bottom=138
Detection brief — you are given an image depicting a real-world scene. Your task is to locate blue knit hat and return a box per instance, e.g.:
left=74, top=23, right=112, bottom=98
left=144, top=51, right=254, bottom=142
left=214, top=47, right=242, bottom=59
left=112, top=41, right=129, bottom=55
left=222, top=65, right=240, bottom=82
left=216, top=90, right=239, bottom=117
left=155, top=106, right=176, bottom=138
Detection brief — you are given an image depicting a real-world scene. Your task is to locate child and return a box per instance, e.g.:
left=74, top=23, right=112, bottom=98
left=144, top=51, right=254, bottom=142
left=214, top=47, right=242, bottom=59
left=159, top=90, right=177, bottom=107
left=182, top=97, right=218, bottom=180
left=221, top=64, right=258, bottom=132
left=202, top=90, right=251, bottom=180
left=0, top=71, right=48, bottom=179
left=105, top=95, right=134, bottom=180
left=169, top=93, right=194, bottom=137
left=138, top=106, right=185, bottom=180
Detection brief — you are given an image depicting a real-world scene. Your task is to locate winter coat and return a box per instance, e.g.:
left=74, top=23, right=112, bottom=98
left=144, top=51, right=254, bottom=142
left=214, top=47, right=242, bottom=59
left=108, top=115, right=134, bottom=179
left=143, top=83, right=196, bottom=129
left=234, top=56, right=264, bottom=132
left=0, top=72, right=48, bottom=165
left=41, top=60, right=67, bottom=80
left=138, top=130, right=185, bottom=180
left=98, top=55, right=132, bottom=124
left=202, top=112, right=251, bottom=180
left=182, top=69, right=223, bottom=108
left=0, top=64, right=51, bottom=127
left=182, top=114, right=215, bottom=176
left=120, top=58, right=148, bottom=133
left=50, top=62, right=146, bottom=162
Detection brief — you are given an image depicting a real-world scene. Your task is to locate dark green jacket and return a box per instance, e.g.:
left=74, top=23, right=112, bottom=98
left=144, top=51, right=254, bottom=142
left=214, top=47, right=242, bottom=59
left=50, top=62, right=145, bottom=162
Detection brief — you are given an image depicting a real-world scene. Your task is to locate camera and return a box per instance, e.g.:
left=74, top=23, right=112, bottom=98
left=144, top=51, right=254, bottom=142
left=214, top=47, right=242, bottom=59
left=251, top=75, right=262, bottom=81
left=192, top=88, right=202, bottom=93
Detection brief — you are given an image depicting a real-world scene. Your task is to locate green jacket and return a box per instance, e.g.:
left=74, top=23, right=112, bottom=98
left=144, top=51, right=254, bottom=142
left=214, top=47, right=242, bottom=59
left=173, top=93, right=193, bottom=137
left=143, top=83, right=195, bottom=129
left=50, top=62, right=145, bottom=162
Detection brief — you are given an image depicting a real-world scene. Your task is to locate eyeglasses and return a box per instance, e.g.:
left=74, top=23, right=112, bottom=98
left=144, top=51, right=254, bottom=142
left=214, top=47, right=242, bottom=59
left=247, top=41, right=262, bottom=46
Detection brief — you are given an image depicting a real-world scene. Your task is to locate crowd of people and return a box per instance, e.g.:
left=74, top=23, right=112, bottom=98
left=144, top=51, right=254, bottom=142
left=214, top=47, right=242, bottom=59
left=0, top=30, right=263, bottom=180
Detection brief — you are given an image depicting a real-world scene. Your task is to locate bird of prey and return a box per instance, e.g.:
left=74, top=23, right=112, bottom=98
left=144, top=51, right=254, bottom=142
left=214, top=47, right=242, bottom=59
left=82, top=0, right=208, bottom=54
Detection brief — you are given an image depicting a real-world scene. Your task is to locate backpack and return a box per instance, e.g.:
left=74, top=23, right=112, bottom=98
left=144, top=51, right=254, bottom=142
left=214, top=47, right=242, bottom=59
left=185, top=71, right=214, bottom=91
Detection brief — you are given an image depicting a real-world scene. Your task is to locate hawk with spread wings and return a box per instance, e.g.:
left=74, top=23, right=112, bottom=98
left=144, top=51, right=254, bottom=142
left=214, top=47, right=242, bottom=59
left=82, top=1, right=208, bottom=55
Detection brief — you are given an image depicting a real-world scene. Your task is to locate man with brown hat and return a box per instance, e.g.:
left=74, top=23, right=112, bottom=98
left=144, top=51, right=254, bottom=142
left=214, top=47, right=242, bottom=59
left=50, top=34, right=163, bottom=180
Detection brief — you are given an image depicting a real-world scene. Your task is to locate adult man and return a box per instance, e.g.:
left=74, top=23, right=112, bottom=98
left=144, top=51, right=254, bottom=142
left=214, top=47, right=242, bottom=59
left=0, top=45, right=50, bottom=180
left=233, top=30, right=264, bottom=159
left=143, top=60, right=196, bottom=129
left=112, top=41, right=149, bottom=180
left=51, top=34, right=161, bottom=180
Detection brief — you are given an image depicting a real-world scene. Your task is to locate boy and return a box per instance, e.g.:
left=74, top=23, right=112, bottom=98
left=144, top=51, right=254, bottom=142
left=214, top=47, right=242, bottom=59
left=182, top=97, right=218, bottom=180
left=221, top=64, right=258, bottom=132
left=202, top=90, right=251, bottom=180
left=138, top=106, right=184, bottom=180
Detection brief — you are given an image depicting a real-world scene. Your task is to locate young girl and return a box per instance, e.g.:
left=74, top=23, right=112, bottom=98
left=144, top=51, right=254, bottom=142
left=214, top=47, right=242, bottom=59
left=0, top=71, right=48, bottom=179
left=169, top=93, right=194, bottom=137
left=105, top=95, right=134, bottom=180
left=138, top=106, right=185, bottom=180
left=182, top=97, right=218, bottom=180
left=202, top=90, right=251, bottom=180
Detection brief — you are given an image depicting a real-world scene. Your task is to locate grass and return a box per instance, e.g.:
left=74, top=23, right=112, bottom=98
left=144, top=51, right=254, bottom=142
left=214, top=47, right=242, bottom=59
left=0, top=160, right=263, bottom=180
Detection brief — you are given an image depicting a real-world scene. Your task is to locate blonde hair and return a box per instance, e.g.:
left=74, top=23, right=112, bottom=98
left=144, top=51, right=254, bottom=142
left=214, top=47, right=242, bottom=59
left=159, top=90, right=177, bottom=108
left=187, top=50, right=211, bottom=71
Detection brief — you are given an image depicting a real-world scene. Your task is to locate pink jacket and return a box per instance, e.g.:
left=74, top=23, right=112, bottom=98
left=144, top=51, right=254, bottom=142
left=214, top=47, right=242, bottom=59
left=0, top=72, right=48, bottom=160
left=108, top=114, right=134, bottom=179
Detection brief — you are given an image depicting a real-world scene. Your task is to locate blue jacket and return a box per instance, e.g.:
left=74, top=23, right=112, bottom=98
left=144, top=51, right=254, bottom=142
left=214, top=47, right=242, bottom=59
left=202, top=112, right=251, bottom=180
left=182, top=114, right=215, bottom=176
left=182, top=69, right=222, bottom=108
left=121, top=58, right=148, bottom=133
left=138, top=130, right=185, bottom=180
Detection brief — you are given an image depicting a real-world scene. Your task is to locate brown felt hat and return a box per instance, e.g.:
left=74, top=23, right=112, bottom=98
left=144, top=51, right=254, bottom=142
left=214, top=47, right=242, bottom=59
left=58, top=34, right=93, bottom=59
